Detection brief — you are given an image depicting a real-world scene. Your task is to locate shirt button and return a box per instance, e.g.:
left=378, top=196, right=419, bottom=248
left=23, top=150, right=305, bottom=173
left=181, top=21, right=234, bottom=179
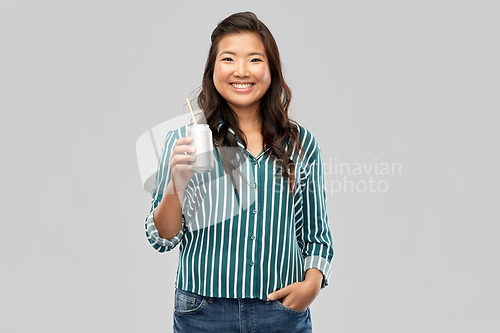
left=251, top=235, right=255, bottom=240
left=252, top=209, right=257, bottom=214
left=253, top=183, right=258, bottom=188
left=249, top=261, right=254, bottom=266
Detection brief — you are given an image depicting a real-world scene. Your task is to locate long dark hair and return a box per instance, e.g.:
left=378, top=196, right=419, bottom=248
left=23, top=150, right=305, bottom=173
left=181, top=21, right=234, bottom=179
left=198, top=11, right=303, bottom=193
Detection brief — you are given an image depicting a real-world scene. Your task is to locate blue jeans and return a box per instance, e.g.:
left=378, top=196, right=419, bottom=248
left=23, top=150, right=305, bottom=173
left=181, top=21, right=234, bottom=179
left=173, top=288, right=313, bottom=333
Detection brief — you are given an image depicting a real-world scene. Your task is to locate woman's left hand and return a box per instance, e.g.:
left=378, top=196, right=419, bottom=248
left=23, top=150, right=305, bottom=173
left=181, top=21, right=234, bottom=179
left=267, top=280, right=321, bottom=312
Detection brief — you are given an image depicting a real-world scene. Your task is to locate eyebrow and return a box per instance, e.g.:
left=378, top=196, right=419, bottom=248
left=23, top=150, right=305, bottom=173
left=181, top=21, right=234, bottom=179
left=218, top=51, right=265, bottom=57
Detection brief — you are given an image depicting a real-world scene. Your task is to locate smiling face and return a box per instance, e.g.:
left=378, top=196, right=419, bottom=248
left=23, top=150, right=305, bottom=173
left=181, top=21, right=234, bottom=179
left=213, top=32, right=271, bottom=115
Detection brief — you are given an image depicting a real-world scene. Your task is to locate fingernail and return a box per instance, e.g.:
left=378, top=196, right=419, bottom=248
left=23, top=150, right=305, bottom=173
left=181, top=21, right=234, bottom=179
left=190, top=147, right=195, bottom=152
left=268, top=294, right=274, bottom=300
left=188, top=165, right=192, bottom=169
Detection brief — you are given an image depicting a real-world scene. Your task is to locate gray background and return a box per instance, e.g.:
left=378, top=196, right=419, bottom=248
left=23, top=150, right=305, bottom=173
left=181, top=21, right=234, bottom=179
left=1, top=0, right=499, bottom=332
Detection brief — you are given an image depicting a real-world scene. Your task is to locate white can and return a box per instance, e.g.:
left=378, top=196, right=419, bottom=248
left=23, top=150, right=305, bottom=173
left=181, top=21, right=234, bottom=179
left=187, top=124, right=214, bottom=173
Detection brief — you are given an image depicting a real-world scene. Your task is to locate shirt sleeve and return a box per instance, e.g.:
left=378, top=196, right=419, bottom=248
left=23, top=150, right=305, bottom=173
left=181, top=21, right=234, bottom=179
left=145, top=130, right=187, bottom=252
left=298, top=140, right=334, bottom=289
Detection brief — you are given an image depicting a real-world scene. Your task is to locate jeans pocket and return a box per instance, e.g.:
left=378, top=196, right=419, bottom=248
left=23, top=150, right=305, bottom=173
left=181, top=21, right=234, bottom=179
left=174, top=288, right=207, bottom=315
left=274, top=297, right=308, bottom=315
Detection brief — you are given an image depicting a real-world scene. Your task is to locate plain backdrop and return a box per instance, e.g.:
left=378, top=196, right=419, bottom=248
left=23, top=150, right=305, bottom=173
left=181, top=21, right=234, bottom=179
left=1, top=1, right=499, bottom=332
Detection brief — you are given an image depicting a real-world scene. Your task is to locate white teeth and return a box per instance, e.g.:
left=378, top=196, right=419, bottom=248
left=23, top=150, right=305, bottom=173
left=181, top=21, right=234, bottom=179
left=231, top=83, right=253, bottom=88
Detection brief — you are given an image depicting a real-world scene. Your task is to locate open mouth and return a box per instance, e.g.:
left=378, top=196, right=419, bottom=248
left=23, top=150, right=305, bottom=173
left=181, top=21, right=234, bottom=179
left=230, top=83, right=255, bottom=89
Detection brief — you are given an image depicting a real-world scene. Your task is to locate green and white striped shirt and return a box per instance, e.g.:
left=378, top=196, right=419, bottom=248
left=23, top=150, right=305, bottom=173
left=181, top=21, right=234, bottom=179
left=145, top=119, right=334, bottom=301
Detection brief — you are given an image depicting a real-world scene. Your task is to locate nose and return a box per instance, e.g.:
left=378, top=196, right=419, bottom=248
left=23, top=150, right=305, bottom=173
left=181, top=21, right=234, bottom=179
left=233, top=61, right=249, bottom=78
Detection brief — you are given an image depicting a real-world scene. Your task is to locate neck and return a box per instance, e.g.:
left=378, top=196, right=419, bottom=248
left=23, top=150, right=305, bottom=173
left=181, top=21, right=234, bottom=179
left=229, top=104, right=261, bottom=132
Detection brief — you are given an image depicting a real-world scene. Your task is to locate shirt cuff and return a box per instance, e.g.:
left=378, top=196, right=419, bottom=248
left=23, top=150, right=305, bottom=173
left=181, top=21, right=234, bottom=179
left=145, top=208, right=186, bottom=252
left=304, top=255, right=331, bottom=289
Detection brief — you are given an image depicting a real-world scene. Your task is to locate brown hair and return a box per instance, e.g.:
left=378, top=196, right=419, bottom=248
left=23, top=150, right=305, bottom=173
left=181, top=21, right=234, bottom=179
left=197, top=11, right=303, bottom=193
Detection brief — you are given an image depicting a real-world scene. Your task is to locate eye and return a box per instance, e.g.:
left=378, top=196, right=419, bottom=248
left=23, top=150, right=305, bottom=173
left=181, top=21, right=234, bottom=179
left=250, top=58, right=263, bottom=63
left=222, top=57, right=233, bottom=61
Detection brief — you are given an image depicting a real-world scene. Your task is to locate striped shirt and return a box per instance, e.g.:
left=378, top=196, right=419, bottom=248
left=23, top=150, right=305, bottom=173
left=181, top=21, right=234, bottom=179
left=145, top=119, right=334, bottom=301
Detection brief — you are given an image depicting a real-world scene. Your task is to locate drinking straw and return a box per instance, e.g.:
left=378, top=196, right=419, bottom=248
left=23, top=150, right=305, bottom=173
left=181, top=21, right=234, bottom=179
left=186, top=98, right=198, bottom=125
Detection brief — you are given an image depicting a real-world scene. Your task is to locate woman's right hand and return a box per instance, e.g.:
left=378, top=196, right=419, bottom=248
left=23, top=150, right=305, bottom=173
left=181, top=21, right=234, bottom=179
left=168, top=136, right=196, bottom=193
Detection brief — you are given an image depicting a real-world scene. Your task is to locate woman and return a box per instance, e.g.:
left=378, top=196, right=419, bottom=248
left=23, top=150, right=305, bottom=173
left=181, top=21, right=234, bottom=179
left=145, top=11, right=334, bottom=333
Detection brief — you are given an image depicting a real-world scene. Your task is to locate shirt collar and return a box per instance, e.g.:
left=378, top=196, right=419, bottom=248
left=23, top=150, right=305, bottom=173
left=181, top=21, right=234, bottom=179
left=217, top=118, right=242, bottom=148
left=216, top=118, right=224, bottom=132
left=217, top=118, right=236, bottom=136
